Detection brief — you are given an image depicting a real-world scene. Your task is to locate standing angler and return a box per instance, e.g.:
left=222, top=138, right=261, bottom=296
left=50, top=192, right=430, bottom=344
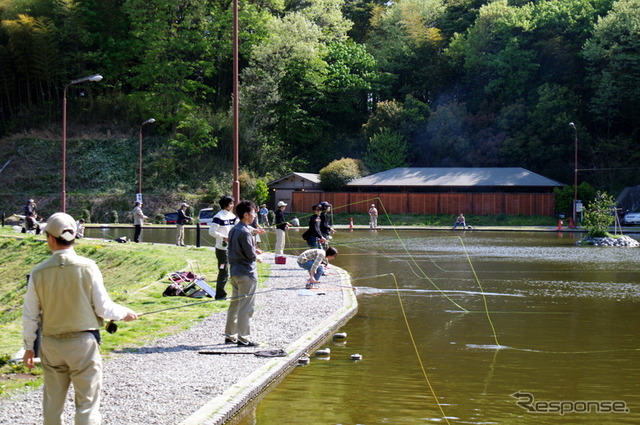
left=22, top=212, right=138, bottom=425
left=208, top=195, right=236, bottom=299
left=224, top=201, right=260, bottom=347
left=176, top=202, right=192, bottom=246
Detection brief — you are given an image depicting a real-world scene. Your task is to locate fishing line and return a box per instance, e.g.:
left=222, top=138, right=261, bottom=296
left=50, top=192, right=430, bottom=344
left=287, top=196, right=471, bottom=311
left=458, top=237, right=501, bottom=347
left=106, top=285, right=303, bottom=333
left=387, top=271, right=452, bottom=425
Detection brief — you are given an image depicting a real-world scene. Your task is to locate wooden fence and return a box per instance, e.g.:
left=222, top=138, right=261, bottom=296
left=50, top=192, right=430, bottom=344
left=291, top=192, right=555, bottom=216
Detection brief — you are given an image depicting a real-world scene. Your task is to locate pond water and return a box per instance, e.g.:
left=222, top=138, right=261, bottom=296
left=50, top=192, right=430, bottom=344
left=85, top=227, right=640, bottom=424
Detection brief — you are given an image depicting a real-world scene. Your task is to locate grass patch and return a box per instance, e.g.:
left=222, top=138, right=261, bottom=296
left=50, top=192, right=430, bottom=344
left=0, top=228, right=270, bottom=397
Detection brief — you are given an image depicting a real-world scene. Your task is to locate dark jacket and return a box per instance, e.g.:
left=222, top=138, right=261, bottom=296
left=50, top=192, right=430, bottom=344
left=275, top=209, right=287, bottom=231
left=177, top=208, right=191, bottom=225
left=303, top=213, right=323, bottom=241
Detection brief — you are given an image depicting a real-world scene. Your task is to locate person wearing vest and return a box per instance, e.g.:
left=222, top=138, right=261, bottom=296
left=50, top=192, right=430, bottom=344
left=22, top=212, right=139, bottom=425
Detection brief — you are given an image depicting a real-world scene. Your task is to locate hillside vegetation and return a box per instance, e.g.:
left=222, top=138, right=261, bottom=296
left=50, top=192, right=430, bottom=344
left=2, top=0, right=640, bottom=202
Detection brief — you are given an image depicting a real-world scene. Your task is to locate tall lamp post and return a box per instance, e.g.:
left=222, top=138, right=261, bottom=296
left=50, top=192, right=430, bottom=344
left=569, top=122, right=578, bottom=227
left=232, top=0, right=240, bottom=202
left=62, top=74, right=103, bottom=213
left=138, top=118, right=156, bottom=201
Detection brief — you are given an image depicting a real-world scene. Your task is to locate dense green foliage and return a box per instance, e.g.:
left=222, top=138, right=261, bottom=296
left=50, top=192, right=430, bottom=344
left=319, top=157, right=367, bottom=191
left=1, top=0, right=639, bottom=201
left=582, top=191, right=616, bottom=236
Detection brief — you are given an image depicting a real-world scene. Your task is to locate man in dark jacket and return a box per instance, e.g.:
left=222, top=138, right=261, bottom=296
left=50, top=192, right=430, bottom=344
left=224, top=200, right=260, bottom=347
left=176, top=202, right=192, bottom=246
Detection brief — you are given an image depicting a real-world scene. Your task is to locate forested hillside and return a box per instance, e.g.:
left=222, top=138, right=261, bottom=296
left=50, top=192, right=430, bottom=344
left=1, top=0, right=639, bottom=203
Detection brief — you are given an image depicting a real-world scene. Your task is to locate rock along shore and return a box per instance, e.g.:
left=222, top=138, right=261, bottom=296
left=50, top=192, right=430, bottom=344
left=578, top=234, right=640, bottom=247
left=0, top=253, right=357, bottom=425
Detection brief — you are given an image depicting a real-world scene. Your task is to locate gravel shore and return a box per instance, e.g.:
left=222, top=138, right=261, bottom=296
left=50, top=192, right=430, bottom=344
left=0, top=253, right=356, bottom=425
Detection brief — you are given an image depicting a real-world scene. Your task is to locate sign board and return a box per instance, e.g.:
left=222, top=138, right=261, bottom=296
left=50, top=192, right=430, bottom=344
left=576, top=201, right=583, bottom=212
left=136, top=193, right=143, bottom=204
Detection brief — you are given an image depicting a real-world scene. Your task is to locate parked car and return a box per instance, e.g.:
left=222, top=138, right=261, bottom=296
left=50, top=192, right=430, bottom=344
left=622, top=212, right=640, bottom=225
left=198, top=208, right=214, bottom=226
left=164, top=212, right=178, bottom=224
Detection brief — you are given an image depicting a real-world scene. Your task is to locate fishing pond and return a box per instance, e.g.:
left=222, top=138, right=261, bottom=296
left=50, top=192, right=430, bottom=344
left=239, top=229, right=640, bottom=425
left=84, top=227, right=640, bottom=424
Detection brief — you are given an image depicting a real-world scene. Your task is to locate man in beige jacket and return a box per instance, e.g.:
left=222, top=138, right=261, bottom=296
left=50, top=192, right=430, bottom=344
left=22, top=212, right=138, bottom=425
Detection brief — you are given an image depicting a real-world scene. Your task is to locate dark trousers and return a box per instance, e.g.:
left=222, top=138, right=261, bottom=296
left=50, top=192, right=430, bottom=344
left=134, top=225, right=142, bottom=243
left=215, top=248, right=229, bottom=299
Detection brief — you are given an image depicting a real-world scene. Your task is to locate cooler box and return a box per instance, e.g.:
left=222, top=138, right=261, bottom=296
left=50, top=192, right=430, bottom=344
left=275, top=256, right=287, bottom=264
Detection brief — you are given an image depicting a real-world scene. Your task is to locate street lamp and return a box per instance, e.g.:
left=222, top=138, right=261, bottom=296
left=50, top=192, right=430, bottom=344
left=138, top=118, right=156, bottom=200
left=62, top=74, right=103, bottom=212
left=232, top=0, right=240, bottom=202
left=569, top=122, right=578, bottom=227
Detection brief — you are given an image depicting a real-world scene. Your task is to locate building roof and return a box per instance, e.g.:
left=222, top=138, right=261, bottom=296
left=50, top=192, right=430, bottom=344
left=347, top=167, right=562, bottom=187
left=267, top=172, right=320, bottom=187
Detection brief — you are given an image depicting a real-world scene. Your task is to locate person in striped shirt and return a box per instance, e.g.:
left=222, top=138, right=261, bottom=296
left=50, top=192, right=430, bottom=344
left=297, top=246, right=338, bottom=289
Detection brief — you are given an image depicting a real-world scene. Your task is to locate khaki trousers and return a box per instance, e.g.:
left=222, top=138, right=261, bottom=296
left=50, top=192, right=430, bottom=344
left=176, top=224, right=185, bottom=245
left=41, top=332, right=102, bottom=425
left=224, top=275, right=257, bottom=339
left=275, top=229, right=286, bottom=255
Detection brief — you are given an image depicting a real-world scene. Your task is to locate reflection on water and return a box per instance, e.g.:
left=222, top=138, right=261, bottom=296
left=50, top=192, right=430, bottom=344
left=231, top=230, right=640, bottom=425
left=85, top=227, right=640, bottom=423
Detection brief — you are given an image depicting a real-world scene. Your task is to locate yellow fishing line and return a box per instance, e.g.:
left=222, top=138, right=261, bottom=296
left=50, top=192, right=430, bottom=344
left=360, top=197, right=470, bottom=312
left=390, top=272, right=452, bottom=425
left=458, top=237, right=501, bottom=347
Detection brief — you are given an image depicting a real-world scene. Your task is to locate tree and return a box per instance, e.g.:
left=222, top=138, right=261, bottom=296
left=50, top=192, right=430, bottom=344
left=446, top=0, right=538, bottom=109
left=583, top=0, right=640, bottom=132
left=415, top=101, right=471, bottom=166
left=319, top=157, right=367, bottom=191
left=363, top=128, right=408, bottom=173
left=582, top=191, right=616, bottom=237
left=365, top=0, right=448, bottom=101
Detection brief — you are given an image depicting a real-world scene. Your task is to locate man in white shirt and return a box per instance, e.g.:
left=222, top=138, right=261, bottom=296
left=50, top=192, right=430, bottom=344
left=22, top=212, right=138, bottom=425
left=208, top=195, right=236, bottom=299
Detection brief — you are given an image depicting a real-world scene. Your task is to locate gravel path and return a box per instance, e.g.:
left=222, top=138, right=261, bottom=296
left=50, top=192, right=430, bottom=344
left=0, top=253, right=354, bottom=425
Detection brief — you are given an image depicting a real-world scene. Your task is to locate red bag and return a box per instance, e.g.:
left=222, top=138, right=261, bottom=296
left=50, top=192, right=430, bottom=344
left=275, top=256, right=287, bottom=264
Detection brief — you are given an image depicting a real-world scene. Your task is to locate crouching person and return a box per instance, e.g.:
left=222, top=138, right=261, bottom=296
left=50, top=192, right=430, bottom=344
left=22, top=212, right=139, bottom=425
left=297, top=246, right=338, bottom=289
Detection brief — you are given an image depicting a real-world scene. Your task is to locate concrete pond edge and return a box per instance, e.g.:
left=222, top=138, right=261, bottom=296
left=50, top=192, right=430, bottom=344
left=179, top=266, right=357, bottom=425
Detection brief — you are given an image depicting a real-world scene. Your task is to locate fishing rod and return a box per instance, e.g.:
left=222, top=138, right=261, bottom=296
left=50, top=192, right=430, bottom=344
left=105, top=285, right=302, bottom=334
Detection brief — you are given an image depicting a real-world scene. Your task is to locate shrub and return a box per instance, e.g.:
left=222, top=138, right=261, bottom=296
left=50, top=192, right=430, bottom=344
left=582, top=191, right=616, bottom=237
left=81, top=209, right=91, bottom=223
left=108, top=210, right=119, bottom=224
left=319, top=158, right=368, bottom=191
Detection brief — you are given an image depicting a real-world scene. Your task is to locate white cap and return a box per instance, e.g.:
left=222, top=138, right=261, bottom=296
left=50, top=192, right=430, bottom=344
left=181, top=202, right=189, bottom=207
left=277, top=201, right=287, bottom=207
left=46, top=213, right=77, bottom=241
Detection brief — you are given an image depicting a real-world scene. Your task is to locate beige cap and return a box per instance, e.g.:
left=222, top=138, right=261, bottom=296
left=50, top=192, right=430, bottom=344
left=46, top=213, right=77, bottom=241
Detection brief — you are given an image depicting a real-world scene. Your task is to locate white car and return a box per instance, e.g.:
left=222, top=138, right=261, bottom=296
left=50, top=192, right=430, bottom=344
left=198, top=208, right=214, bottom=226
left=622, top=212, right=640, bottom=225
